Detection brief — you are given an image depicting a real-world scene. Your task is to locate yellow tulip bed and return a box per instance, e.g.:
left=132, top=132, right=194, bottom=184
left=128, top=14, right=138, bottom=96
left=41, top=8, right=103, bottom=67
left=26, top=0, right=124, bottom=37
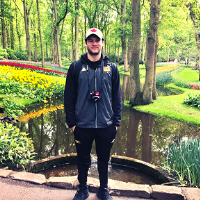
left=0, top=64, right=66, bottom=118
left=0, top=65, right=65, bottom=101
left=156, top=65, right=179, bottom=73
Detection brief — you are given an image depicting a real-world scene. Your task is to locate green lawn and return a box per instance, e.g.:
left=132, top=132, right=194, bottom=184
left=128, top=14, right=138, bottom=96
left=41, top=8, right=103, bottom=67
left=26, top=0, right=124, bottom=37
left=135, top=83, right=200, bottom=125
left=178, top=68, right=199, bottom=82
left=133, top=67, right=200, bottom=125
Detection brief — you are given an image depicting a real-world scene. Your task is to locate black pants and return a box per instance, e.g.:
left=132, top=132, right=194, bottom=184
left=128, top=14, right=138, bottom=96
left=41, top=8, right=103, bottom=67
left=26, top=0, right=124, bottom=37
left=73, top=124, right=117, bottom=189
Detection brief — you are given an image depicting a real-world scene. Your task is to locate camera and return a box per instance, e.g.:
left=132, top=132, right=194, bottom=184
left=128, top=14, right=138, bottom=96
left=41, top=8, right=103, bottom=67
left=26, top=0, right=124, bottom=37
left=90, top=91, right=101, bottom=102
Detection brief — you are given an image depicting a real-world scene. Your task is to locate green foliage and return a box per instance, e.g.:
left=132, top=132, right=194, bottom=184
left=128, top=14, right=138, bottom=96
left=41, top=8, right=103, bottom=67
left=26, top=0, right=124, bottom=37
left=2, top=99, right=24, bottom=119
left=171, top=67, right=200, bottom=89
left=0, top=47, right=8, bottom=59
left=7, top=49, right=27, bottom=60
left=183, top=93, right=200, bottom=109
left=162, top=136, right=200, bottom=187
left=6, top=48, right=18, bottom=60
left=107, top=54, right=118, bottom=63
left=0, top=79, right=33, bottom=97
left=156, top=72, right=173, bottom=86
left=0, top=123, right=35, bottom=170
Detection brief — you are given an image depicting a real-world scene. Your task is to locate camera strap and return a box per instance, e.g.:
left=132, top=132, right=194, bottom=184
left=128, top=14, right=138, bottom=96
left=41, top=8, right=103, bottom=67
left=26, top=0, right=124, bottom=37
left=86, top=60, right=104, bottom=96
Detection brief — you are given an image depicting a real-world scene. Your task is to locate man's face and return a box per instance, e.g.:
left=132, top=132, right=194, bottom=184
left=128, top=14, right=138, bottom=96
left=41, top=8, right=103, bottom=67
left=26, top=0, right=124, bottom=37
left=85, top=35, right=104, bottom=56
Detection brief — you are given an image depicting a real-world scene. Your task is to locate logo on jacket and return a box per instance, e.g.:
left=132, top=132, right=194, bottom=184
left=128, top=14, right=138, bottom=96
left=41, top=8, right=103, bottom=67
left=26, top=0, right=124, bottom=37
left=82, top=68, right=86, bottom=71
left=103, top=66, right=110, bottom=72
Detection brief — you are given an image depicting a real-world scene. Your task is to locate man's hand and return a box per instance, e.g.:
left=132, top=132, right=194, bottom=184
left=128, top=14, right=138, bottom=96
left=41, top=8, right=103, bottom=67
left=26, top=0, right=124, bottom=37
left=72, top=126, right=76, bottom=132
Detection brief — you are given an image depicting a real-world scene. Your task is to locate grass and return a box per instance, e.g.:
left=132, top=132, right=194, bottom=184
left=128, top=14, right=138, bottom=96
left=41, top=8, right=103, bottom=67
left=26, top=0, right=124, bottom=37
left=135, top=83, right=200, bottom=125
left=178, top=68, right=199, bottom=82
left=126, top=66, right=200, bottom=125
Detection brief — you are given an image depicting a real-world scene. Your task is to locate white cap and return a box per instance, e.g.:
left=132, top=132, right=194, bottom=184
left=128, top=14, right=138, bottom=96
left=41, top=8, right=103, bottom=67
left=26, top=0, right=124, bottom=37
left=85, top=28, right=104, bottom=40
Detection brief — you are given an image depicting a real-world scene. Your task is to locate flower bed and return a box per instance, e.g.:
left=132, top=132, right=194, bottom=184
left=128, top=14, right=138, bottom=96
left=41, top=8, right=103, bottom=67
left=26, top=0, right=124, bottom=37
left=156, top=65, right=179, bottom=73
left=189, top=84, right=200, bottom=90
left=0, top=65, right=65, bottom=100
left=0, top=65, right=65, bottom=118
left=0, top=61, right=67, bottom=75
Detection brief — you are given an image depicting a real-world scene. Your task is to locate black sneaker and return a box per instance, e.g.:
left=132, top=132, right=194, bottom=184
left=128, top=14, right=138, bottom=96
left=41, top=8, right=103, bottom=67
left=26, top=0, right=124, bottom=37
left=73, top=188, right=89, bottom=200
left=96, top=188, right=113, bottom=200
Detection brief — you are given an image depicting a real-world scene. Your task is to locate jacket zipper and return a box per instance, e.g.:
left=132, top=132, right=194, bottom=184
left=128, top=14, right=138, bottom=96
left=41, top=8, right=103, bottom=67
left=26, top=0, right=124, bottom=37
left=95, top=69, right=97, bottom=128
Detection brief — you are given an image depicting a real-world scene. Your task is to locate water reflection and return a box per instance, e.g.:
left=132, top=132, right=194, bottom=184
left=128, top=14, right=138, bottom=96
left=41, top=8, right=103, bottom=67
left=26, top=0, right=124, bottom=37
left=17, top=75, right=200, bottom=166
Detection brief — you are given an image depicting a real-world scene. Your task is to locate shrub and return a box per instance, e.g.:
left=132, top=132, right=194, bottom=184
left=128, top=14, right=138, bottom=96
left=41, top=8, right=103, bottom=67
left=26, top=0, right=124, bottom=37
left=107, top=54, right=118, bottom=63
left=0, top=47, right=8, bottom=59
left=162, top=136, right=200, bottom=187
left=2, top=99, right=24, bottom=119
left=183, top=93, right=200, bottom=109
left=192, top=66, right=199, bottom=70
left=13, top=51, right=27, bottom=60
left=6, top=48, right=18, bottom=60
left=0, top=123, right=35, bottom=170
left=156, top=72, right=173, bottom=86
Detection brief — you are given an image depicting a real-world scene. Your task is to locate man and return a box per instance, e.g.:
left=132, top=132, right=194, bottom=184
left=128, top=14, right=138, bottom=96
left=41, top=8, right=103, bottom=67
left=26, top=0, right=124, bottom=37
left=64, top=28, right=122, bottom=200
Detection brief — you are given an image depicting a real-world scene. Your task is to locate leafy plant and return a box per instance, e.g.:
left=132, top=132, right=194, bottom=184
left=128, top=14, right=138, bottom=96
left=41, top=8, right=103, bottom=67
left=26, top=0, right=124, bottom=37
left=162, top=136, right=200, bottom=187
left=0, top=123, right=35, bottom=170
left=156, top=72, right=173, bottom=86
left=0, top=47, right=8, bottom=59
left=183, top=93, right=200, bottom=109
left=2, top=98, right=24, bottom=119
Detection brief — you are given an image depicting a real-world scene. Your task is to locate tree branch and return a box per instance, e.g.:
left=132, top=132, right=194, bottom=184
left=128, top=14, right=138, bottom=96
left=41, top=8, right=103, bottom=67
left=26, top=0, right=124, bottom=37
left=57, top=0, right=68, bottom=26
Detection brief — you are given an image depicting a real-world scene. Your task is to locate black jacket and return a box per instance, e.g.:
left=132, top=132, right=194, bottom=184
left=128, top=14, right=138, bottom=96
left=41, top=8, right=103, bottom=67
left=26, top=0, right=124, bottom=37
left=64, top=53, right=122, bottom=128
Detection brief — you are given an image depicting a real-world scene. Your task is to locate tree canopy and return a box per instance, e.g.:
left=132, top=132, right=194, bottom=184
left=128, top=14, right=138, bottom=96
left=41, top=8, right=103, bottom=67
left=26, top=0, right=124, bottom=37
left=0, top=0, right=199, bottom=65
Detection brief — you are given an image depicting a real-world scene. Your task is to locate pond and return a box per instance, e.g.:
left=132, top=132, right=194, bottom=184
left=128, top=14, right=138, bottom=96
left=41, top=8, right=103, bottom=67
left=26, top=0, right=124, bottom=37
left=16, top=75, right=200, bottom=183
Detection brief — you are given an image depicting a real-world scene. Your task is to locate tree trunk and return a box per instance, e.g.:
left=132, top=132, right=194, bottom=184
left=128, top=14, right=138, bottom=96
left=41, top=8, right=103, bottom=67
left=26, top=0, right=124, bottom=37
left=53, top=0, right=62, bottom=68
left=121, top=1, right=128, bottom=72
left=141, top=36, right=146, bottom=63
left=23, top=0, right=31, bottom=61
left=36, top=0, right=44, bottom=68
left=71, top=21, right=74, bottom=61
left=152, top=22, right=159, bottom=100
left=10, top=18, right=15, bottom=50
left=34, top=30, right=37, bottom=62
left=188, top=2, right=200, bottom=80
left=1, top=0, right=7, bottom=58
left=143, top=0, right=161, bottom=104
left=122, top=75, right=129, bottom=103
left=167, top=47, right=170, bottom=62
left=51, top=13, right=55, bottom=63
left=75, top=1, right=79, bottom=61
left=129, top=0, right=142, bottom=106
left=16, top=13, right=22, bottom=52
left=6, top=26, right=10, bottom=48
left=46, top=42, right=48, bottom=58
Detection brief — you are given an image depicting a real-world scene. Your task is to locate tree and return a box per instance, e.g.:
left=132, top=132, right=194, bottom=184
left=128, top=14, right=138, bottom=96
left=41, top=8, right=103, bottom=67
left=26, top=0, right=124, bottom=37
left=53, top=0, right=62, bottom=67
left=121, top=0, right=128, bottom=72
left=75, top=0, right=79, bottom=60
left=187, top=0, right=200, bottom=80
left=113, top=0, right=128, bottom=72
left=143, top=0, right=161, bottom=104
left=36, top=0, right=44, bottom=68
left=129, top=0, right=141, bottom=106
left=22, top=0, right=33, bottom=61
left=1, top=0, right=8, bottom=58
left=52, top=0, right=68, bottom=67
